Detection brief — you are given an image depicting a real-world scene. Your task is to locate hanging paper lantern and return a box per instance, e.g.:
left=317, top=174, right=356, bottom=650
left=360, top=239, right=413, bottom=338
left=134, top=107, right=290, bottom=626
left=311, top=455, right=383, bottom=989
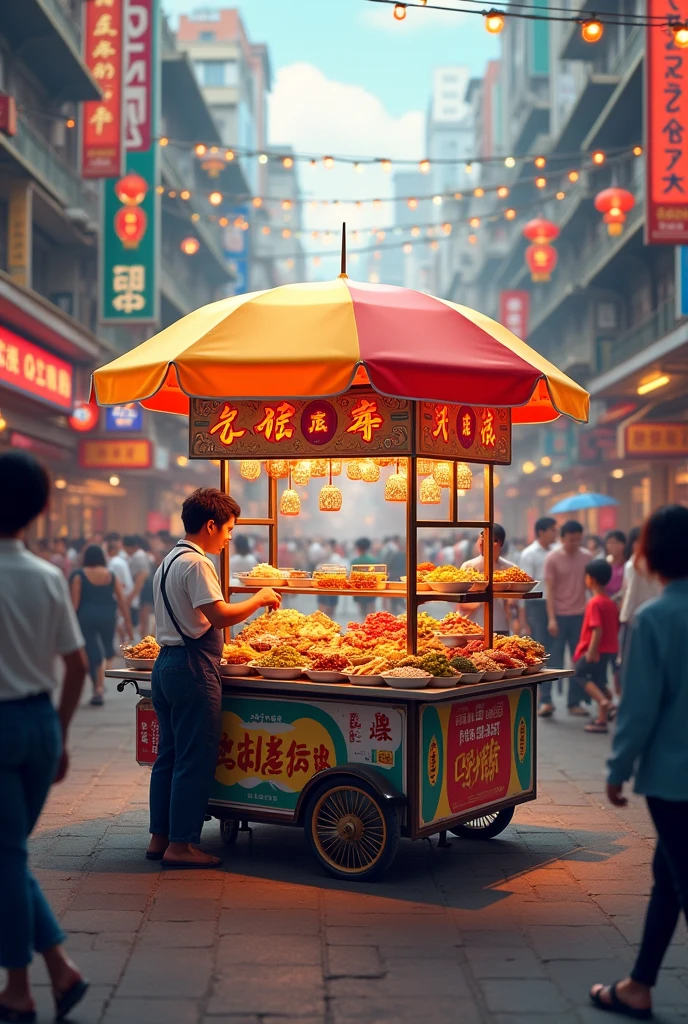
left=385, top=471, right=407, bottom=502
left=417, top=459, right=435, bottom=476
left=594, top=187, right=635, bottom=236
left=114, top=206, right=147, bottom=249
left=330, top=459, right=342, bottom=476
left=419, top=477, right=441, bottom=504
left=266, top=460, right=289, bottom=479
left=522, top=217, right=560, bottom=245
left=279, top=488, right=301, bottom=516
left=291, top=460, right=311, bottom=486
left=433, top=462, right=452, bottom=488
left=319, top=483, right=343, bottom=512
left=359, top=459, right=380, bottom=483
left=399, top=459, right=408, bottom=476
left=310, top=459, right=328, bottom=477
left=374, top=458, right=396, bottom=467
left=240, top=460, right=261, bottom=481
left=115, top=173, right=147, bottom=206
left=525, top=243, right=558, bottom=282
left=456, top=462, right=473, bottom=489
left=346, top=460, right=362, bottom=480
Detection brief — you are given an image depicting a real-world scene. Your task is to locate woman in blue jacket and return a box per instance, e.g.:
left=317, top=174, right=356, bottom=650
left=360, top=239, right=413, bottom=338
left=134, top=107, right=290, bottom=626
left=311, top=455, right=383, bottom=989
left=590, top=504, right=688, bottom=1020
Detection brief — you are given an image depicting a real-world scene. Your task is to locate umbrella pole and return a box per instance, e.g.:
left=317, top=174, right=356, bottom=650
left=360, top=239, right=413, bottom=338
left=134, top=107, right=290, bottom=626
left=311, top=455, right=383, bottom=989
left=339, top=222, right=347, bottom=278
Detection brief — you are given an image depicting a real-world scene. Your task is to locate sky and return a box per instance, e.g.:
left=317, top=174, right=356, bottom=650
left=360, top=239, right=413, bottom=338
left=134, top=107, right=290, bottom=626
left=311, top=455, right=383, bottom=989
left=162, top=0, right=500, bottom=273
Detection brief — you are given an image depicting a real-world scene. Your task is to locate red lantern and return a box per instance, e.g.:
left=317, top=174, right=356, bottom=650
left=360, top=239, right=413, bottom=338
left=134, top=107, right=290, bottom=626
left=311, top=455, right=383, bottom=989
left=522, top=217, right=560, bottom=244
left=594, top=187, right=635, bottom=236
left=68, top=400, right=99, bottom=433
left=525, top=243, right=558, bottom=282
left=114, top=206, right=148, bottom=249
left=115, top=173, right=148, bottom=206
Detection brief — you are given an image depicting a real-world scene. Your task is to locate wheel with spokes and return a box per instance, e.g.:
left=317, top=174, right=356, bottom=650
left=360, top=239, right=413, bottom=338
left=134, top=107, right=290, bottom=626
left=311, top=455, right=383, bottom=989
left=449, top=805, right=514, bottom=840
left=305, top=779, right=400, bottom=881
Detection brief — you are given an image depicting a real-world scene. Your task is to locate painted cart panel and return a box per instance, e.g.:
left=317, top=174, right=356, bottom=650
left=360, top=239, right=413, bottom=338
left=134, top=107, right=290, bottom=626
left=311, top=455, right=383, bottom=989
left=419, top=686, right=533, bottom=829
left=210, top=694, right=407, bottom=815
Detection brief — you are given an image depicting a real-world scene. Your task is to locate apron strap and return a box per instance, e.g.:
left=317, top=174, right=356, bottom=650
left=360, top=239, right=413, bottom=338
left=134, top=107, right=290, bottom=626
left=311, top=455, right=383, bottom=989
left=159, top=545, right=199, bottom=643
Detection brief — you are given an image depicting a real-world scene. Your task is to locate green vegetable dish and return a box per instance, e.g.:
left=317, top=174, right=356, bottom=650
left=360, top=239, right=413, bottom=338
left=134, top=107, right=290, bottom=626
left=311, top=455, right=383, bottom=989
left=449, top=655, right=478, bottom=673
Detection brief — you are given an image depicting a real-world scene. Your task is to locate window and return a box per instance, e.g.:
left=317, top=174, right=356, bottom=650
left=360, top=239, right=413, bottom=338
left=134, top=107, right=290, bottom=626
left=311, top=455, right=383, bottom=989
left=196, top=61, right=226, bottom=86
left=199, top=30, right=215, bottom=41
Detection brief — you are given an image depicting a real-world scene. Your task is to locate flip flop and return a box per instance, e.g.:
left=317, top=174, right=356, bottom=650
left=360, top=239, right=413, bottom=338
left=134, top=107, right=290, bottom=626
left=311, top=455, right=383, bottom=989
left=145, top=850, right=165, bottom=860
left=590, top=982, right=652, bottom=1020
left=55, top=978, right=89, bottom=1021
left=585, top=721, right=609, bottom=734
left=538, top=704, right=554, bottom=718
left=0, top=1006, right=36, bottom=1023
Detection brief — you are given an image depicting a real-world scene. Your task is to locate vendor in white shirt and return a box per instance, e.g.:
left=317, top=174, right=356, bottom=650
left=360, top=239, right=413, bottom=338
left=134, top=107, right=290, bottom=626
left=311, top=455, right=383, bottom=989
left=461, top=523, right=516, bottom=634
left=517, top=516, right=557, bottom=645
left=147, top=488, right=281, bottom=869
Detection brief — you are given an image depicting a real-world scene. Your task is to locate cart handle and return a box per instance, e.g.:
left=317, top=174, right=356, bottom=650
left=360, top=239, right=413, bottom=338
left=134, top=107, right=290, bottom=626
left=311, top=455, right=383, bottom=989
left=116, top=678, right=140, bottom=695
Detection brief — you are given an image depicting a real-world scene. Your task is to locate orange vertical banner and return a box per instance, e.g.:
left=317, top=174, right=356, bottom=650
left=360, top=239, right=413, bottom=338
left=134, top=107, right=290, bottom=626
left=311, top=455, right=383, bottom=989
left=646, top=2, right=688, bottom=243
left=81, top=0, right=124, bottom=179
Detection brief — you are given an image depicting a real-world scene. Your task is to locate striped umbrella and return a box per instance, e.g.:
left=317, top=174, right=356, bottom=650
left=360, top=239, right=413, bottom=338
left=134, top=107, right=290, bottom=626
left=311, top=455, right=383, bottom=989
left=92, top=278, right=589, bottom=424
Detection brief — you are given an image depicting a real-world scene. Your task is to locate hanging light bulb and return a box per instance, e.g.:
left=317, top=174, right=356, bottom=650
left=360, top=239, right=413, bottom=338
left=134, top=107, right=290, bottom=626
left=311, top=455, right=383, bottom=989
left=535, top=176, right=547, bottom=189
left=420, top=477, right=441, bottom=505
left=568, top=170, right=580, bottom=182
left=592, top=150, right=605, bottom=166
left=505, top=156, right=516, bottom=168
left=497, top=186, right=509, bottom=198
left=505, top=208, right=516, bottom=220
left=456, top=463, right=473, bottom=490
left=581, top=18, right=603, bottom=43
left=673, top=22, right=688, bottom=47
left=484, top=10, right=505, bottom=34
left=433, top=462, right=452, bottom=488
left=381, top=159, right=392, bottom=172
left=291, top=460, right=311, bottom=486
left=385, top=466, right=407, bottom=502
left=266, top=460, right=288, bottom=479
left=240, top=460, right=261, bottom=481
left=323, top=155, right=335, bottom=169
left=359, top=459, right=380, bottom=483
left=417, top=459, right=435, bottom=476
left=393, top=3, right=407, bottom=20
left=280, top=487, right=301, bottom=516
left=310, top=459, right=328, bottom=477
left=346, top=460, right=362, bottom=480
left=419, top=159, right=430, bottom=174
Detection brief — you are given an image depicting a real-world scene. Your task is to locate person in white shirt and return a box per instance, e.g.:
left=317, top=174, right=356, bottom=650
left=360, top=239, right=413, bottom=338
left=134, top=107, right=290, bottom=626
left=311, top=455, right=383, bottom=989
left=0, top=452, right=89, bottom=1021
left=147, top=488, right=282, bottom=868
left=461, top=524, right=516, bottom=634
left=518, top=516, right=557, bottom=644
left=106, top=537, right=134, bottom=598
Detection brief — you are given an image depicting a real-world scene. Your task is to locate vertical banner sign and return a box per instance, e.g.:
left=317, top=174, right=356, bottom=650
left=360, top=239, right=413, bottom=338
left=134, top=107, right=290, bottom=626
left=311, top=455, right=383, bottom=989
left=499, top=290, right=530, bottom=339
left=223, top=205, right=251, bottom=295
left=8, top=182, right=32, bottom=288
left=99, top=0, right=160, bottom=324
left=646, top=2, right=688, bottom=244
left=81, top=0, right=124, bottom=179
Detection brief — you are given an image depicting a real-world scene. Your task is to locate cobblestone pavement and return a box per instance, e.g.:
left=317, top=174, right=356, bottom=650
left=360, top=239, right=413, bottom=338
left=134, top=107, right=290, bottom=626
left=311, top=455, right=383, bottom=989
left=14, top=680, right=688, bottom=1024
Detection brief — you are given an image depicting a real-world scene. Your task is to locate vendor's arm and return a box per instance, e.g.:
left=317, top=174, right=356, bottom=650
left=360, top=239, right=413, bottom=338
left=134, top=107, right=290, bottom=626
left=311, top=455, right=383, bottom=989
left=201, top=588, right=281, bottom=629
left=606, top=612, right=663, bottom=787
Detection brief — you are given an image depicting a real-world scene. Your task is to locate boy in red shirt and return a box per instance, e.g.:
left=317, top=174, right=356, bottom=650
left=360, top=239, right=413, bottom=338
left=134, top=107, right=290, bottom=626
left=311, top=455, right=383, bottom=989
left=572, top=560, right=619, bottom=734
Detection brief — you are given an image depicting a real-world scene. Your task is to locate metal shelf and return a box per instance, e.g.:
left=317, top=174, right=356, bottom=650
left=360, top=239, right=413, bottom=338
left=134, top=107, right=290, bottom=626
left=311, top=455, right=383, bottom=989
left=229, top=586, right=543, bottom=602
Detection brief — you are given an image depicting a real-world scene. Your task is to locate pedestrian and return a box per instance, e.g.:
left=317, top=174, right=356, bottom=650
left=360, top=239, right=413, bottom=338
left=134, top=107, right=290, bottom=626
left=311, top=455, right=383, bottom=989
left=567, top=560, right=619, bottom=734
left=147, top=488, right=282, bottom=868
left=462, top=524, right=516, bottom=635
left=590, top=504, right=688, bottom=1020
left=605, top=529, right=627, bottom=600
left=70, top=545, right=133, bottom=706
left=541, top=520, right=591, bottom=717
left=585, top=534, right=605, bottom=560
left=230, top=534, right=257, bottom=578
left=0, top=451, right=89, bottom=1023
left=618, top=527, right=661, bottom=680
left=123, top=534, right=153, bottom=637
left=106, top=537, right=133, bottom=599
left=351, top=536, right=377, bottom=619
left=518, top=516, right=557, bottom=647
left=49, top=538, right=68, bottom=576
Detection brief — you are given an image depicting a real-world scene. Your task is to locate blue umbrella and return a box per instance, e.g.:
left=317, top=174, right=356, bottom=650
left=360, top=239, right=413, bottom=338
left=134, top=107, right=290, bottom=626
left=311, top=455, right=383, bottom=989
left=548, top=493, right=619, bottom=514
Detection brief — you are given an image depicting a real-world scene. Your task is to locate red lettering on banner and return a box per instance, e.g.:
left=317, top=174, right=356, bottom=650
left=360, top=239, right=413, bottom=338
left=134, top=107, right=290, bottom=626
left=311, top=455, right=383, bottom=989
left=82, top=0, right=124, bottom=178
left=446, top=696, right=511, bottom=814
left=0, top=325, right=72, bottom=411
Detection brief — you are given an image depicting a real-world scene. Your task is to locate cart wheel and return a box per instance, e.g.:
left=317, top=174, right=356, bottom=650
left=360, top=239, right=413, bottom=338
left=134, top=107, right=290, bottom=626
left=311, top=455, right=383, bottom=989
left=305, top=779, right=400, bottom=881
left=220, top=819, right=239, bottom=847
left=449, top=806, right=514, bottom=840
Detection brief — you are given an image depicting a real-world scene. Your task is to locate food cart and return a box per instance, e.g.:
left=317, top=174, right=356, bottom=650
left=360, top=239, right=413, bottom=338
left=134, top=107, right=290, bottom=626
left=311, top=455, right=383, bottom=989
left=96, top=257, right=588, bottom=881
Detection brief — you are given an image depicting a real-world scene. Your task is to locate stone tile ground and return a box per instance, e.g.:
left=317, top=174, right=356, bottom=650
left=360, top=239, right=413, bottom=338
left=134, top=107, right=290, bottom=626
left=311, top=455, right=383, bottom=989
left=7, top=681, right=688, bottom=1023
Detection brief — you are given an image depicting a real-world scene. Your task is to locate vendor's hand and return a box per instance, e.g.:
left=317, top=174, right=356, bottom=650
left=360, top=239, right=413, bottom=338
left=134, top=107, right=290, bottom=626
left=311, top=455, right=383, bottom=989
left=606, top=782, right=627, bottom=808
left=257, top=587, right=282, bottom=610
left=548, top=618, right=558, bottom=637
left=585, top=651, right=600, bottom=663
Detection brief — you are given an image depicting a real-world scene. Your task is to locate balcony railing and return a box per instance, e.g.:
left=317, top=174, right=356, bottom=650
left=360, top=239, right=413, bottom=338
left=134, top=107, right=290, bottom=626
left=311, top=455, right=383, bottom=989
left=2, top=116, right=99, bottom=226
left=596, top=298, right=679, bottom=374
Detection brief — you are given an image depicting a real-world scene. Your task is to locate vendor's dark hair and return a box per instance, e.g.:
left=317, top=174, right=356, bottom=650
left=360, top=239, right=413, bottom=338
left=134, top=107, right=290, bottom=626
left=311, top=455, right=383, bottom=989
left=234, top=534, right=250, bottom=556
left=561, top=520, right=583, bottom=537
left=535, top=516, right=556, bottom=536
left=355, top=537, right=371, bottom=552
left=585, top=559, right=612, bottom=586
left=639, top=505, right=688, bottom=580
left=83, top=544, right=106, bottom=567
left=493, top=523, right=506, bottom=546
left=182, top=488, right=241, bottom=534
left=0, top=451, right=50, bottom=534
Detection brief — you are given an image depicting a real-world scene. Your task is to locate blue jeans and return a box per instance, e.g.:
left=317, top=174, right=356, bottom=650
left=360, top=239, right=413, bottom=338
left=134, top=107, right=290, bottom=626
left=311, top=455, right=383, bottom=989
left=0, top=693, right=65, bottom=969
left=149, top=645, right=222, bottom=845
left=540, top=613, right=586, bottom=707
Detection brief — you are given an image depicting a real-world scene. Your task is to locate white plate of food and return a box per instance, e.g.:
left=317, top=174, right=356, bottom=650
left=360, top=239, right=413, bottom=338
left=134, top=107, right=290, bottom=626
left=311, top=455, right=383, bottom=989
left=346, top=674, right=384, bottom=686
left=381, top=673, right=431, bottom=689
left=521, top=660, right=544, bottom=674
left=469, top=580, right=489, bottom=592
left=456, top=671, right=485, bottom=683
left=435, top=633, right=470, bottom=648
left=248, top=662, right=306, bottom=680
left=503, top=666, right=526, bottom=677
left=491, top=581, right=513, bottom=592
left=401, top=576, right=431, bottom=592
left=428, top=581, right=474, bottom=594
left=429, top=675, right=460, bottom=688
left=238, top=576, right=288, bottom=588
left=507, top=580, right=539, bottom=593
left=123, top=657, right=157, bottom=670
left=219, top=662, right=256, bottom=677
left=305, top=670, right=350, bottom=683
left=481, top=669, right=506, bottom=681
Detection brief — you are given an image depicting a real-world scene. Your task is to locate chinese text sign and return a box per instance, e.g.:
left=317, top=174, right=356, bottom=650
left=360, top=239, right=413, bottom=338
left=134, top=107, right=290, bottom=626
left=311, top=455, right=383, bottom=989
left=81, top=0, right=125, bottom=179
left=0, top=325, right=73, bottom=411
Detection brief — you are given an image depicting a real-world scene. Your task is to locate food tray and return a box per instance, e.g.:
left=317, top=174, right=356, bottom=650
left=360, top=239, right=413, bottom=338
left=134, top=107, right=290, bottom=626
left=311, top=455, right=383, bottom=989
left=248, top=663, right=306, bottom=680
left=456, top=671, right=486, bottom=683
left=385, top=581, right=407, bottom=592
left=219, top=662, right=256, bottom=677
left=305, top=670, right=350, bottom=683
left=435, top=634, right=470, bottom=648
left=401, top=576, right=431, bottom=591
left=123, top=656, right=157, bottom=670
left=481, top=669, right=506, bottom=681
left=287, top=578, right=315, bottom=587
left=521, top=661, right=544, bottom=674
left=346, top=674, right=383, bottom=686
left=469, top=580, right=489, bottom=592
left=237, top=577, right=288, bottom=588
left=428, top=581, right=474, bottom=594
left=429, top=676, right=459, bottom=688
left=382, top=675, right=430, bottom=690
left=491, top=581, right=513, bottom=592
left=503, top=666, right=526, bottom=677
left=507, top=580, right=539, bottom=593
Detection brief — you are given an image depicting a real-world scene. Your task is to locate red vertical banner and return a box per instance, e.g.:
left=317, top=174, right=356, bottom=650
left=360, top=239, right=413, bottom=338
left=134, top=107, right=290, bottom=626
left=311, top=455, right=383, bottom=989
left=124, top=0, right=154, bottom=152
left=499, top=290, right=530, bottom=339
left=646, top=3, right=688, bottom=243
left=81, top=0, right=125, bottom=178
